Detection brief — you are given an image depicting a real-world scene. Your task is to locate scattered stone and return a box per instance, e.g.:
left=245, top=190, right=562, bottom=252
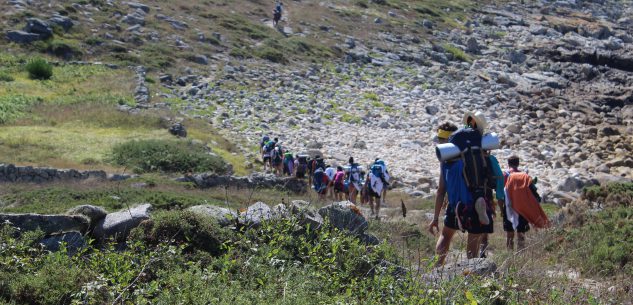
left=6, top=30, right=41, bottom=43
left=0, top=214, right=89, bottom=235
left=187, top=205, right=237, bottom=227
left=40, top=232, right=86, bottom=254
left=168, top=122, right=187, bottom=138
left=128, top=2, right=150, bottom=13
left=318, top=201, right=368, bottom=235
left=93, top=204, right=152, bottom=242
left=239, top=202, right=273, bottom=226
left=66, top=205, right=108, bottom=225
left=48, top=14, right=74, bottom=31
left=24, top=18, right=53, bottom=39
left=191, top=54, right=208, bottom=65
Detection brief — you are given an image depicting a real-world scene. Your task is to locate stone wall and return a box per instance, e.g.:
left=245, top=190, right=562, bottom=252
left=0, top=164, right=132, bottom=183
left=177, top=172, right=308, bottom=194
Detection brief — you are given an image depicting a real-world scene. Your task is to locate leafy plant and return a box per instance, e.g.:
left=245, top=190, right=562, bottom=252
left=25, top=58, right=53, bottom=80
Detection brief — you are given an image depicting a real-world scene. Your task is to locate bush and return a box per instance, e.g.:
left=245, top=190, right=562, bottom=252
left=443, top=44, right=472, bottom=62
left=25, top=58, right=53, bottom=80
left=0, top=72, right=14, bottom=82
left=109, top=139, right=228, bottom=174
left=130, top=210, right=231, bottom=255
left=255, top=46, right=286, bottom=63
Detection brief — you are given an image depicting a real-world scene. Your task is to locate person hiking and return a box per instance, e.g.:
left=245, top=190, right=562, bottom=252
left=271, top=146, right=284, bottom=176
left=313, top=167, right=329, bottom=201
left=332, top=166, right=347, bottom=201
left=324, top=164, right=337, bottom=199
left=295, top=154, right=308, bottom=178
left=272, top=1, right=283, bottom=26
left=262, top=139, right=275, bottom=172
left=503, top=155, right=550, bottom=250
left=428, top=116, right=492, bottom=266
left=368, top=166, right=384, bottom=220
left=346, top=157, right=362, bottom=204
left=283, top=151, right=294, bottom=176
left=371, top=158, right=390, bottom=204
left=479, top=150, right=504, bottom=258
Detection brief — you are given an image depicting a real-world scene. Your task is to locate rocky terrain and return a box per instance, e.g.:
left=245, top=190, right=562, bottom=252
left=2, top=0, right=632, bottom=201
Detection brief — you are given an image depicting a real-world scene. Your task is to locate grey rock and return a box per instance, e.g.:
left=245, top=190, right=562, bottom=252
left=24, top=18, right=53, bottom=39
left=6, top=30, right=41, bottom=43
left=374, top=17, right=383, bottom=24
left=168, top=122, right=187, bottom=138
left=122, top=12, right=145, bottom=26
left=307, top=141, right=323, bottom=149
left=66, top=205, right=108, bottom=225
left=507, top=50, right=527, bottom=64
left=466, top=37, right=480, bottom=54
left=0, top=214, right=89, bottom=235
left=425, top=258, right=496, bottom=281
left=191, top=54, right=208, bottom=65
left=159, top=74, right=173, bottom=83
left=425, top=105, right=439, bottom=115
left=556, top=176, right=586, bottom=193
left=318, top=201, right=368, bottom=235
left=93, top=204, right=152, bottom=242
left=48, top=15, right=74, bottom=31
left=128, top=2, right=150, bottom=13
left=187, top=205, right=237, bottom=227
left=422, top=19, right=433, bottom=29
left=353, top=140, right=367, bottom=150
left=40, top=231, right=86, bottom=254
left=239, top=202, right=273, bottom=226
left=345, top=37, right=356, bottom=49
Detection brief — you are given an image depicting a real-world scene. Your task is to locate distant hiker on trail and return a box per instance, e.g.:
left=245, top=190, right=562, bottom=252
left=283, top=151, right=294, bottom=176
left=332, top=166, right=347, bottom=201
left=371, top=158, right=390, bottom=204
left=262, top=137, right=275, bottom=172
left=272, top=146, right=284, bottom=176
left=273, top=1, right=283, bottom=26
left=503, top=155, right=550, bottom=250
left=367, top=166, right=384, bottom=220
left=347, top=157, right=362, bottom=204
left=295, top=154, right=308, bottom=179
left=313, top=167, right=329, bottom=201
left=308, top=155, right=325, bottom=185
left=325, top=164, right=336, bottom=199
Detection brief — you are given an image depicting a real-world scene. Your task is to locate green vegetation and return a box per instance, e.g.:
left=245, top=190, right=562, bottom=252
left=0, top=72, right=14, bottom=82
left=442, top=44, right=472, bottom=62
left=25, top=58, right=53, bottom=80
left=0, top=95, right=42, bottom=124
left=109, top=139, right=228, bottom=174
left=363, top=92, right=380, bottom=101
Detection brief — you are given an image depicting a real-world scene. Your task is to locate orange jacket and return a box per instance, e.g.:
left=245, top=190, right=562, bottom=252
left=505, top=172, right=550, bottom=228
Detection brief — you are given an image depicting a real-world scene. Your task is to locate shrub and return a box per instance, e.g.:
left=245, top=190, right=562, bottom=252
left=129, top=210, right=231, bottom=255
left=25, top=58, right=53, bottom=80
left=254, top=46, right=286, bottom=63
left=0, top=72, right=14, bottom=82
left=109, top=139, right=228, bottom=174
left=443, top=44, right=472, bottom=62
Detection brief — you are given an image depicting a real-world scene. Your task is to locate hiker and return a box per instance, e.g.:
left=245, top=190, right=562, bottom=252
left=367, top=166, right=384, bottom=220
left=360, top=172, right=371, bottom=205
left=332, top=166, right=347, bottom=201
left=273, top=1, right=283, bottom=26
left=429, top=115, right=493, bottom=266
left=262, top=139, right=275, bottom=172
left=371, top=158, right=390, bottom=204
left=346, top=157, right=362, bottom=204
left=325, top=164, right=337, bottom=199
left=313, top=167, right=329, bottom=201
left=283, top=151, right=294, bottom=176
left=295, top=154, right=308, bottom=178
left=271, top=145, right=284, bottom=176
left=503, top=155, right=550, bottom=250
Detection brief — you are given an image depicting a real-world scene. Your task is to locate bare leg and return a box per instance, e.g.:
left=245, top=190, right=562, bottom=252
left=349, top=187, right=357, bottom=204
left=506, top=231, right=515, bottom=250
left=435, top=226, right=457, bottom=266
left=517, top=232, right=526, bottom=250
left=480, top=234, right=488, bottom=258
left=374, top=196, right=381, bottom=219
left=466, top=233, right=482, bottom=259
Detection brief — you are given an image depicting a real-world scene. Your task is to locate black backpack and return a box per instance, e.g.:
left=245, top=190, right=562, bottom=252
left=448, top=128, right=491, bottom=192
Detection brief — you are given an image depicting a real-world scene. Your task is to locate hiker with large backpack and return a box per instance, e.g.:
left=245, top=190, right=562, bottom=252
left=367, top=166, right=385, bottom=220
left=479, top=150, right=505, bottom=258
left=272, top=1, right=283, bottom=26
left=346, top=157, right=362, bottom=204
left=313, top=167, right=329, bottom=201
left=262, top=139, right=275, bottom=172
left=283, top=151, right=294, bottom=176
left=271, top=146, right=284, bottom=176
left=429, top=114, right=498, bottom=266
left=325, top=164, right=337, bottom=199
left=371, top=158, right=390, bottom=204
left=503, top=155, right=550, bottom=250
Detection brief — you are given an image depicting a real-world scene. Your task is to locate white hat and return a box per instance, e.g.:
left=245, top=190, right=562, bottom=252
left=462, top=111, right=488, bottom=133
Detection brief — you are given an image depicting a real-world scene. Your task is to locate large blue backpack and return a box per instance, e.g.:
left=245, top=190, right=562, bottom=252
left=313, top=168, right=326, bottom=192
left=370, top=164, right=383, bottom=179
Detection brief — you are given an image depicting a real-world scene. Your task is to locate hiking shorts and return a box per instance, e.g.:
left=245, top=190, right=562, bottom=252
left=263, top=156, right=271, bottom=163
left=334, top=183, right=346, bottom=193
left=444, top=207, right=490, bottom=234
left=501, top=205, right=530, bottom=233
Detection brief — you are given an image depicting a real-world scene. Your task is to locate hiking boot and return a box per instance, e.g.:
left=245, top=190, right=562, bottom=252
left=474, top=197, right=489, bottom=225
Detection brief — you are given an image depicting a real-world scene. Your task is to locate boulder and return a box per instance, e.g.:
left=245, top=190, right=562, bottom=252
left=66, top=205, right=108, bottom=225
left=40, top=231, right=86, bottom=254
left=6, top=30, right=41, bottom=43
left=48, top=14, right=74, bottom=31
left=168, top=122, right=187, bottom=138
left=425, top=105, right=439, bottom=115
left=191, top=54, right=209, bottom=65
left=92, top=204, right=152, bottom=242
left=24, top=18, right=53, bottom=39
left=290, top=200, right=323, bottom=229
left=466, top=37, right=480, bottom=54
left=239, top=202, right=273, bottom=226
left=425, top=258, right=496, bottom=281
left=128, top=2, right=150, bottom=13
left=318, top=201, right=368, bottom=235
left=0, top=213, right=89, bottom=235
left=556, top=176, right=589, bottom=193
left=187, top=205, right=237, bottom=227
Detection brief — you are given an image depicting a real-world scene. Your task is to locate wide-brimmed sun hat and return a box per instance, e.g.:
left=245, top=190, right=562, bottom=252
left=462, top=111, right=488, bottom=133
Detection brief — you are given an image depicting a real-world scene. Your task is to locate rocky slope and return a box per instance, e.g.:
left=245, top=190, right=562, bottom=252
left=3, top=0, right=632, bottom=202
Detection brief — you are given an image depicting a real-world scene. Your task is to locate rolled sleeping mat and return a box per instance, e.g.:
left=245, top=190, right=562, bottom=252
left=481, top=133, right=500, bottom=150
left=436, top=143, right=460, bottom=161
left=435, top=133, right=501, bottom=161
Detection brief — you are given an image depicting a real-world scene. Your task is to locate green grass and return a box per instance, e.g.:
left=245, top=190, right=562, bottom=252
left=443, top=44, right=472, bottom=62
left=363, top=92, right=380, bottom=101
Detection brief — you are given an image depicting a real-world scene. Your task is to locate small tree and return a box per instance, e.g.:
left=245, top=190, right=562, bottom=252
left=25, top=58, right=53, bottom=80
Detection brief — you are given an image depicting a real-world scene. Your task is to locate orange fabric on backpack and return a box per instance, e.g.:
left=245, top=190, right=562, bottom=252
left=505, top=172, right=550, bottom=228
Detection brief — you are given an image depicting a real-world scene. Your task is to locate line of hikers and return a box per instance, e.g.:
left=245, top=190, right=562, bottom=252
left=259, top=136, right=390, bottom=220
left=428, top=112, right=550, bottom=266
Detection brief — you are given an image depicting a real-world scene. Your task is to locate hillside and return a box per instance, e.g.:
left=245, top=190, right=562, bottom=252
left=0, top=0, right=632, bottom=303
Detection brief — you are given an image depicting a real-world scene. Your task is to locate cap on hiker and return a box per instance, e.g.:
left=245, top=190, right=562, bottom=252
left=437, top=129, right=454, bottom=140
left=462, top=111, right=488, bottom=133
